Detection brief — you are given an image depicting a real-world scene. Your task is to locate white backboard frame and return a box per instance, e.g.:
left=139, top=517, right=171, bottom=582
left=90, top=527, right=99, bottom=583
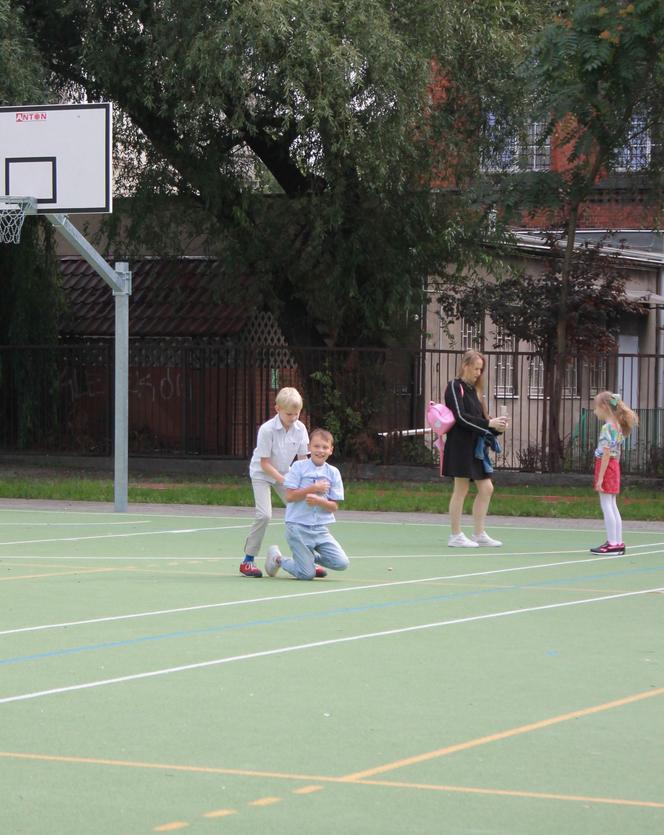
left=0, top=102, right=112, bottom=214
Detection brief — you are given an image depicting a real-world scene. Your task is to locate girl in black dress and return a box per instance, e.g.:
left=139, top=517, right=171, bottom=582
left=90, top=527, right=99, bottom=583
left=443, top=350, right=508, bottom=547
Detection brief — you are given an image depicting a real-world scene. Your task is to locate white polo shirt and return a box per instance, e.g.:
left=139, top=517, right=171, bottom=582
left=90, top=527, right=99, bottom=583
left=249, top=414, right=309, bottom=483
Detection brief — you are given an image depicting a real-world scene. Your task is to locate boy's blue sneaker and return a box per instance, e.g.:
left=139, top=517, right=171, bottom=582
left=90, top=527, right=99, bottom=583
left=240, top=559, right=262, bottom=577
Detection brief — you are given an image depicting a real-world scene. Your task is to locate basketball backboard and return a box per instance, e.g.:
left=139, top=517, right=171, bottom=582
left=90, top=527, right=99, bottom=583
left=0, top=102, right=112, bottom=214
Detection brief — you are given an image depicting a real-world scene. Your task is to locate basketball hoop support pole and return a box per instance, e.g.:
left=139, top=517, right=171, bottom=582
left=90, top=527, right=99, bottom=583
left=45, top=213, right=132, bottom=512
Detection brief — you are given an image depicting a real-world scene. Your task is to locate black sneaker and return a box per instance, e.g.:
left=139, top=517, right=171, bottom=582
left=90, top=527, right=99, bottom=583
left=590, top=542, right=625, bottom=555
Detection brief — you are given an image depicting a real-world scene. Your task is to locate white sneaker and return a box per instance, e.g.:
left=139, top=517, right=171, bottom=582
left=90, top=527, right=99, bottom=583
left=471, top=532, right=503, bottom=547
left=265, top=545, right=282, bottom=576
left=448, top=532, right=479, bottom=548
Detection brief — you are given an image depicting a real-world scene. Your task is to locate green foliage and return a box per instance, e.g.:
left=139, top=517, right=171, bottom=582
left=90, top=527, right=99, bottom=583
left=0, top=0, right=48, bottom=103
left=15, top=0, right=542, bottom=347
left=0, top=219, right=63, bottom=447
left=308, top=366, right=364, bottom=456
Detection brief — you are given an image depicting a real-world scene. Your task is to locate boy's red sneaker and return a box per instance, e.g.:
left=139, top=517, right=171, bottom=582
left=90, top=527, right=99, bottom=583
left=240, top=561, right=263, bottom=577
left=314, top=566, right=327, bottom=578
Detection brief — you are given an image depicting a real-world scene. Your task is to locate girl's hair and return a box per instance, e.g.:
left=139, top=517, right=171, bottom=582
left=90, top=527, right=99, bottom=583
left=275, top=386, right=303, bottom=410
left=310, top=427, right=334, bottom=446
left=457, top=349, right=489, bottom=419
left=595, top=391, right=639, bottom=436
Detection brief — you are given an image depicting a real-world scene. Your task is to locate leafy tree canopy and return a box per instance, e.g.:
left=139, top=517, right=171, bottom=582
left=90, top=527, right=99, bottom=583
left=14, top=0, right=543, bottom=346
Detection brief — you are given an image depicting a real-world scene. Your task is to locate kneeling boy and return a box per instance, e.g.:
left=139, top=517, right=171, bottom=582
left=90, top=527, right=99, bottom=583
left=265, top=428, right=349, bottom=580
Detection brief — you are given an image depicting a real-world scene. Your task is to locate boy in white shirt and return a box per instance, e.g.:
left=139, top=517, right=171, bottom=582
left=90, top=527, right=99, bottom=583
left=240, top=387, right=309, bottom=577
left=265, top=428, right=349, bottom=580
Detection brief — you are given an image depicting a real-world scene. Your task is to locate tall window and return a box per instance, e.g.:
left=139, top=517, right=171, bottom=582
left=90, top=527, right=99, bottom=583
left=615, top=115, right=651, bottom=172
left=461, top=318, right=484, bottom=351
left=494, top=330, right=517, bottom=397
left=528, top=356, right=579, bottom=397
left=587, top=356, right=609, bottom=396
left=528, top=355, right=544, bottom=397
left=483, top=116, right=551, bottom=172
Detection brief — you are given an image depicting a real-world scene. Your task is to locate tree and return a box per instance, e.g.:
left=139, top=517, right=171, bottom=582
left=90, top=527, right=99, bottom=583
left=0, top=0, right=47, bottom=103
left=15, top=0, right=540, bottom=348
left=526, top=0, right=664, bottom=468
left=435, top=0, right=664, bottom=470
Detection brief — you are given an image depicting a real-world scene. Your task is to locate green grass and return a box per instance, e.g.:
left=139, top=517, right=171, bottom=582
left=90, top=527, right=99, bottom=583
left=0, top=468, right=662, bottom=520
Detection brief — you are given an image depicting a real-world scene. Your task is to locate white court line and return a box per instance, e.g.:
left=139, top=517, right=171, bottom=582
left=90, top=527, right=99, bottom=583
left=3, top=545, right=664, bottom=561
left=1, top=586, right=662, bottom=706
left=0, top=521, right=151, bottom=527
left=0, top=523, right=252, bottom=547
left=1, top=550, right=656, bottom=637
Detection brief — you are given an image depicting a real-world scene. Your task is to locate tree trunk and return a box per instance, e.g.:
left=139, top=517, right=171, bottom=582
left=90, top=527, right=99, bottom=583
left=548, top=205, right=579, bottom=471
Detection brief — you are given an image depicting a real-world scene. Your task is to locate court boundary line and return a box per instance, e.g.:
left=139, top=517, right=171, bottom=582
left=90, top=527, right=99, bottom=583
left=341, top=687, right=664, bottom=781
left=0, top=551, right=642, bottom=637
left=1, top=585, right=662, bottom=705
left=0, top=523, right=252, bottom=548
left=0, top=749, right=662, bottom=810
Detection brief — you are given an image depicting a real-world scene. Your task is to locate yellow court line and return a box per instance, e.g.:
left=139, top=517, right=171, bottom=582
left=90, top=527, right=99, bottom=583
left=0, top=751, right=661, bottom=810
left=358, top=778, right=664, bottom=809
left=203, top=809, right=237, bottom=818
left=341, top=686, right=664, bottom=781
left=0, top=751, right=334, bottom=782
left=0, top=567, right=116, bottom=582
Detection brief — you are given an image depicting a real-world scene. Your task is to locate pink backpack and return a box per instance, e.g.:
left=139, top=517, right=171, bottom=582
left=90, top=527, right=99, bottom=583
left=426, top=394, right=459, bottom=476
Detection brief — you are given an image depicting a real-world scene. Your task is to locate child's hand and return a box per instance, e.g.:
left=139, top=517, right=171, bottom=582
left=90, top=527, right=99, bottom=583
left=594, top=481, right=603, bottom=492
left=305, top=493, right=323, bottom=505
left=310, top=480, right=329, bottom=494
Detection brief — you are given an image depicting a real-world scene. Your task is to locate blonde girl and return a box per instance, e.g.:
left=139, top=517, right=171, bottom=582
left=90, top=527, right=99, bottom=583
left=590, top=391, right=638, bottom=555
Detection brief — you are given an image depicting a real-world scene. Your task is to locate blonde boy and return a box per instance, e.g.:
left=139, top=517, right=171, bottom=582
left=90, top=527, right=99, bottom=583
left=240, top=387, right=309, bottom=577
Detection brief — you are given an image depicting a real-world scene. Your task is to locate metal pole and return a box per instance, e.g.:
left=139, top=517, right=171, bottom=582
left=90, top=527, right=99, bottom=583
left=45, top=216, right=133, bottom=512
left=113, top=262, right=131, bottom=512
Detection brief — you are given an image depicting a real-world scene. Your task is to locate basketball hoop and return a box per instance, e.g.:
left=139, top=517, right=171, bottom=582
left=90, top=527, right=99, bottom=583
left=0, top=197, right=38, bottom=244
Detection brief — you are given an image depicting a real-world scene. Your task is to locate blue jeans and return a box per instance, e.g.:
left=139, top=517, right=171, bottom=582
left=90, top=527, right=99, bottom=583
left=283, top=523, right=349, bottom=580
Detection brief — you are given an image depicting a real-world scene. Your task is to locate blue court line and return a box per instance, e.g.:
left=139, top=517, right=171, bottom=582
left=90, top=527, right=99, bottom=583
left=1, top=563, right=663, bottom=669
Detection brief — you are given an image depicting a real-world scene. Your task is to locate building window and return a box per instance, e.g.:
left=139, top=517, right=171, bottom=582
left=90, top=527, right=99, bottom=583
left=528, top=355, right=579, bottom=397
left=563, top=358, right=579, bottom=398
left=615, top=115, right=651, bottom=172
left=587, top=356, right=609, bottom=396
left=483, top=116, right=551, bottom=172
left=494, top=330, right=517, bottom=397
left=461, top=318, right=484, bottom=351
left=528, top=355, right=544, bottom=397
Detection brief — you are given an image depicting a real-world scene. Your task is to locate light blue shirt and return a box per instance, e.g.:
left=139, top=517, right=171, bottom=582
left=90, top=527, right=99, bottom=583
left=284, top=458, right=344, bottom=526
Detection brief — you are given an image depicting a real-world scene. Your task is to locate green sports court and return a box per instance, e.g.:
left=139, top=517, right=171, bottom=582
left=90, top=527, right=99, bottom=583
left=0, top=500, right=662, bottom=834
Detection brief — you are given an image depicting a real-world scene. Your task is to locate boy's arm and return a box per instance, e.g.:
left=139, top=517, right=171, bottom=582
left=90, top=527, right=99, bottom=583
left=285, top=482, right=328, bottom=503
left=260, top=458, right=286, bottom=484
left=304, top=495, right=338, bottom=511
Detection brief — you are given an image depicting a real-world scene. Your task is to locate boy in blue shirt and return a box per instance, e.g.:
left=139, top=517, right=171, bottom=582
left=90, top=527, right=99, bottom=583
left=265, top=428, right=349, bottom=580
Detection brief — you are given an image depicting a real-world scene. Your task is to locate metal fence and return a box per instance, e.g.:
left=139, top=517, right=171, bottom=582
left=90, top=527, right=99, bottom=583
left=1, top=340, right=662, bottom=474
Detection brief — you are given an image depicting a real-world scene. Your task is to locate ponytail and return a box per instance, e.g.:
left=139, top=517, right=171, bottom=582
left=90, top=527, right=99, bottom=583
left=596, top=391, right=639, bottom=436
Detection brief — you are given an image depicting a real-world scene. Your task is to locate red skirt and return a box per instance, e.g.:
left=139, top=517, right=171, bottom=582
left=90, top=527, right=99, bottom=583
left=594, top=458, right=620, bottom=494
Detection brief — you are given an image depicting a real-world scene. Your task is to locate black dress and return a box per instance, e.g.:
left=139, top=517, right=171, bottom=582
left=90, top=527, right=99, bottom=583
left=442, top=378, right=493, bottom=481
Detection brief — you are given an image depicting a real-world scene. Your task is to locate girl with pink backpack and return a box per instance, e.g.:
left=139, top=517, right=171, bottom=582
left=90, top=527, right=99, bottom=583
left=437, top=350, right=508, bottom=548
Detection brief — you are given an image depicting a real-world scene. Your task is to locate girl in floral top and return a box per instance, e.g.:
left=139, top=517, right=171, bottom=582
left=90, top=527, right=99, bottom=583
left=590, top=391, right=638, bottom=555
